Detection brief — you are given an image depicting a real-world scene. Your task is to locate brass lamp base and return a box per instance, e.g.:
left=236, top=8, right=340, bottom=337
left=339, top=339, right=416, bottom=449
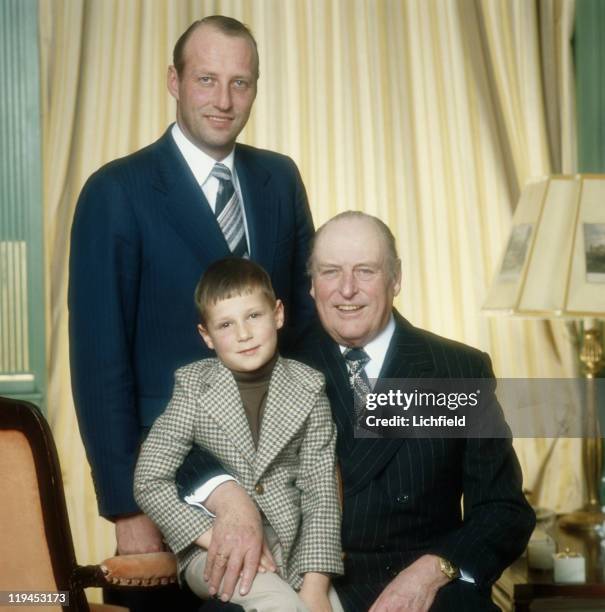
left=559, top=508, right=605, bottom=532
left=560, top=328, right=605, bottom=533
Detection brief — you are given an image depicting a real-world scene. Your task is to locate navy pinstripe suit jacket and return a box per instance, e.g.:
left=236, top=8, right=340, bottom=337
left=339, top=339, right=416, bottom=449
left=68, top=127, right=315, bottom=518
left=177, top=311, right=535, bottom=611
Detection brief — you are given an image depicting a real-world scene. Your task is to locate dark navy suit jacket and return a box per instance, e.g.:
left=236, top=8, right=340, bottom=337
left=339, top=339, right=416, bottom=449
left=177, top=312, right=535, bottom=611
left=68, top=127, right=315, bottom=518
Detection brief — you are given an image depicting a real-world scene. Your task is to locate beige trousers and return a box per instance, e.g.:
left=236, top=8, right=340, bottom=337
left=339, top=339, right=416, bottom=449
left=184, top=525, right=343, bottom=612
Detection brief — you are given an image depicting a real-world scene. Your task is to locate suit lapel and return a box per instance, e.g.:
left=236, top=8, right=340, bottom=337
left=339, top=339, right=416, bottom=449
left=379, top=312, right=435, bottom=379
left=314, top=327, right=356, bottom=456
left=201, top=362, right=256, bottom=466
left=254, top=358, right=314, bottom=477
left=235, top=146, right=278, bottom=274
left=152, top=127, right=231, bottom=262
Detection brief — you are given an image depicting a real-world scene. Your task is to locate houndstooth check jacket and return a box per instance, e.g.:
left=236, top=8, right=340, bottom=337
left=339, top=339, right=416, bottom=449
left=134, top=355, right=344, bottom=589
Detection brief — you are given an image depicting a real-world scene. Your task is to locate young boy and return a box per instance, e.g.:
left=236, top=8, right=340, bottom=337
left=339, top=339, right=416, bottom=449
left=134, top=258, right=343, bottom=612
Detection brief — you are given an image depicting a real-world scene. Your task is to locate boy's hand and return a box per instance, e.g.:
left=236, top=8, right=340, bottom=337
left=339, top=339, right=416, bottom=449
left=299, top=587, right=332, bottom=612
left=299, top=572, right=332, bottom=612
left=195, top=526, right=213, bottom=550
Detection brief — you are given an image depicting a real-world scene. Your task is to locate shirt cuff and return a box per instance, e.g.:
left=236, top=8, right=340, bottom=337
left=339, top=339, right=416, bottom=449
left=459, top=569, right=475, bottom=583
left=183, top=475, right=237, bottom=517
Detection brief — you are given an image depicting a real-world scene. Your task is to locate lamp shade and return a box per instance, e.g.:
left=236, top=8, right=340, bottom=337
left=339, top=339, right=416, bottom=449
left=483, top=175, right=605, bottom=317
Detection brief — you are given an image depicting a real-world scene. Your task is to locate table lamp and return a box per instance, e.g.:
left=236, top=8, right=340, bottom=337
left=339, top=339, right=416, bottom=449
left=483, top=174, right=605, bottom=531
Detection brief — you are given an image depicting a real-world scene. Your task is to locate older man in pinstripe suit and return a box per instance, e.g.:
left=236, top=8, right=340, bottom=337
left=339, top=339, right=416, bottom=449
left=177, top=211, right=535, bottom=611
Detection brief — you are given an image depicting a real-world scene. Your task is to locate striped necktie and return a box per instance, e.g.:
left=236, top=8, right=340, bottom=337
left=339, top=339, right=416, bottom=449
left=343, top=347, right=371, bottom=425
left=211, top=163, right=248, bottom=257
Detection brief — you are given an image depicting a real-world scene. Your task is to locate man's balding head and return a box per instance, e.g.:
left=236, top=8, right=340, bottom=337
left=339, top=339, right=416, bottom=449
left=309, top=212, right=402, bottom=347
left=308, top=211, right=400, bottom=281
left=172, top=15, right=259, bottom=78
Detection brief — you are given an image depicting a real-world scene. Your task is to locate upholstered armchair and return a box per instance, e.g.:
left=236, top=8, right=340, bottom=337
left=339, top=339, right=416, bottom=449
left=0, top=396, right=178, bottom=612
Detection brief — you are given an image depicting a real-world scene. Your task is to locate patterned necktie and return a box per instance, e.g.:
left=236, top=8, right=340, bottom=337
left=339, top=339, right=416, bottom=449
left=211, top=163, right=248, bottom=257
left=343, top=347, right=371, bottom=426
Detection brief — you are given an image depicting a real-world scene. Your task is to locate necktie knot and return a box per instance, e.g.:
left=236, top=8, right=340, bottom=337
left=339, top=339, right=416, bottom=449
left=344, top=347, right=370, bottom=371
left=211, top=162, right=232, bottom=183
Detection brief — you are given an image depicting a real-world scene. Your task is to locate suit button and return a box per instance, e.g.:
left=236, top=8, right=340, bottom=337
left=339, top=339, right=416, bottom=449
left=255, top=483, right=265, bottom=495
left=396, top=493, right=409, bottom=504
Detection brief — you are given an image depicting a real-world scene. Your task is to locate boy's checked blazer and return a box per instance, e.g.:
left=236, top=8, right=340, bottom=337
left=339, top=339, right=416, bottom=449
left=134, top=356, right=344, bottom=589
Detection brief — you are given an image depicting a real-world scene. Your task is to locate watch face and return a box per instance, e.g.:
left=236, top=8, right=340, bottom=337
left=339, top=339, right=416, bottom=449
left=440, top=558, right=459, bottom=579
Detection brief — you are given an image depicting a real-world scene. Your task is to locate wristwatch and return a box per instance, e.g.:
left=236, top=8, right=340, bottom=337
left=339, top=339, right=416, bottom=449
left=438, top=556, right=460, bottom=580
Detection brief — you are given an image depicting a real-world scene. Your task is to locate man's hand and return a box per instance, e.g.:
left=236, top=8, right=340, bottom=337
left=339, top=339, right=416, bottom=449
left=195, top=527, right=276, bottom=575
left=203, top=481, right=274, bottom=601
left=115, top=514, right=164, bottom=555
left=368, top=554, right=450, bottom=612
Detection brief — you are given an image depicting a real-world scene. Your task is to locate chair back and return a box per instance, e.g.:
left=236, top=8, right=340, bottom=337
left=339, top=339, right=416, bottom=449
left=0, top=396, right=89, bottom=611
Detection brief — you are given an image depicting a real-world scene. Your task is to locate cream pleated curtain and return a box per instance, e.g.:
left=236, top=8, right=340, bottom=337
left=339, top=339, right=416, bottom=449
left=39, top=0, right=579, bottom=593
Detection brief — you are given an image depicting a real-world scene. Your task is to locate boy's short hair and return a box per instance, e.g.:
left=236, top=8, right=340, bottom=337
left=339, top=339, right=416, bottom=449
left=195, top=258, right=276, bottom=325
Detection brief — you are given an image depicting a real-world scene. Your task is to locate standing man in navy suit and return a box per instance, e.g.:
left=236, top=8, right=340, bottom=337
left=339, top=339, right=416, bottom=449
left=68, top=15, right=314, bottom=610
left=176, top=212, right=535, bottom=611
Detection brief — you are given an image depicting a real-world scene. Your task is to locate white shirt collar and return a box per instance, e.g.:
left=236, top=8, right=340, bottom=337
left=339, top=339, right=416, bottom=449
left=339, top=314, right=396, bottom=380
left=171, top=122, right=235, bottom=186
